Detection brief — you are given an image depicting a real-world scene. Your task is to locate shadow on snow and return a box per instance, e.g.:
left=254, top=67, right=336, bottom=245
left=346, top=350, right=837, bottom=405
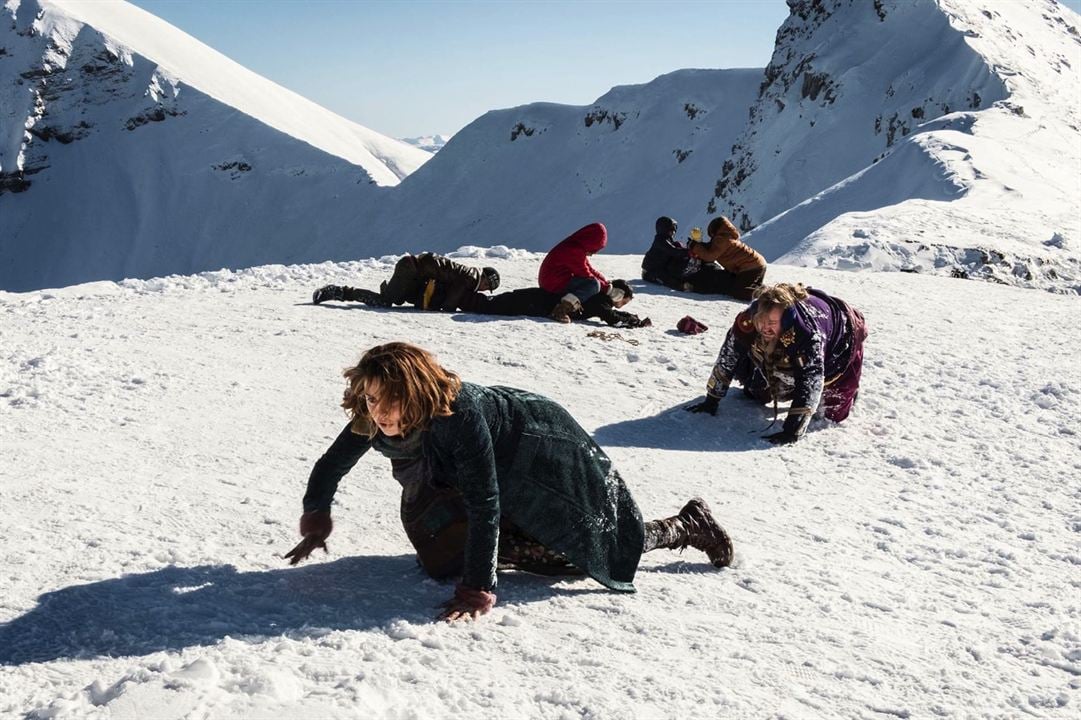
left=0, top=555, right=604, bottom=666
left=594, top=400, right=784, bottom=451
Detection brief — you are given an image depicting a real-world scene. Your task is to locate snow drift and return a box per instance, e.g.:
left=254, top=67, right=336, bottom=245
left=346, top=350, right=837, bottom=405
left=1, top=254, right=1079, bottom=717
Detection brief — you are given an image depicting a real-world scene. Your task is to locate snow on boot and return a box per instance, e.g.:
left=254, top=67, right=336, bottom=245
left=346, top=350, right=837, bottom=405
left=312, top=285, right=345, bottom=304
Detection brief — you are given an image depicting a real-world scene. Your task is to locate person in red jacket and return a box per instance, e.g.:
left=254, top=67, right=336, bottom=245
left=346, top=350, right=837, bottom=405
left=539, top=222, right=618, bottom=323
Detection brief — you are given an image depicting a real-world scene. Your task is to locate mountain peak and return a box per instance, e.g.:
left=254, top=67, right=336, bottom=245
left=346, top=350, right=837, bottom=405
left=3, top=0, right=430, bottom=186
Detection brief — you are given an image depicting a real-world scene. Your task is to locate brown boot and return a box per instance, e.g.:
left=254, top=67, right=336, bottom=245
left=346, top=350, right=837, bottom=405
left=677, top=498, right=733, bottom=568
left=645, top=498, right=733, bottom=568
left=550, top=294, right=582, bottom=324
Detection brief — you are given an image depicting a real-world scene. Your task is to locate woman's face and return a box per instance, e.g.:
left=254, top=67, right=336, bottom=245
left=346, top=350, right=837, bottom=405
left=754, top=306, right=784, bottom=343
left=363, top=379, right=403, bottom=437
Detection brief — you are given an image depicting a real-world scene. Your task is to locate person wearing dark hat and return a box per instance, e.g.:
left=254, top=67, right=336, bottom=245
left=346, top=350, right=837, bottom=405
left=643, top=215, right=766, bottom=300
left=312, top=253, right=500, bottom=312
left=642, top=216, right=697, bottom=290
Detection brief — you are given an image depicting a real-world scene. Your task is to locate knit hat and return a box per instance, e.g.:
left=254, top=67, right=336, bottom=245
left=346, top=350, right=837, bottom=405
left=481, top=267, right=500, bottom=292
left=676, top=316, right=709, bottom=335
left=655, top=216, right=678, bottom=236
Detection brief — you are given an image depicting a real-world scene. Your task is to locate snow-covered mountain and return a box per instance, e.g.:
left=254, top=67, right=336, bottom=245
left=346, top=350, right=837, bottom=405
left=375, top=0, right=1079, bottom=292
left=0, top=0, right=430, bottom=291
left=2, top=255, right=1078, bottom=717
left=710, top=0, right=1081, bottom=291
left=399, top=134, right=451, bottom=153
left=365, top=68, right=761, bottom=258
left=2, top=0, right=1078, bottom=294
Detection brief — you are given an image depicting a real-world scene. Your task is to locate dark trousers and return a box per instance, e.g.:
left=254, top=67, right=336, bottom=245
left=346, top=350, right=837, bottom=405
left=381, top=256, right=422, bottom=305
left=468, top=287, right=561, bottom=317
left=689, top=266, right=766, bottom=301
left=400, top=479, right=576, bottom=579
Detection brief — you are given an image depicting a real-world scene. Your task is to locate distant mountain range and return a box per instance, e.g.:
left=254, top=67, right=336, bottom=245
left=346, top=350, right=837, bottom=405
left=2, top=0, right=1078, bottom=293
left=400, top=135, right=451, bottom=154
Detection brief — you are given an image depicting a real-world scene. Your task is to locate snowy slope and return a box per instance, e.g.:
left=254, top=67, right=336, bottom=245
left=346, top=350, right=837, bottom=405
left=363, top=68, right=762, bottom=258
left=3, top=0, right=1079, bottom=297
left=369, top=0, right=1080, bottom=293
left=0, top=0, right=430, bottom=291
left=726, top=0, right=1081, bottom=291
left=709, top=0, right=1081, bottom=291
left=709, top=0, right=1008, bottom=231
left=1, top=255, right=1079, bottom=718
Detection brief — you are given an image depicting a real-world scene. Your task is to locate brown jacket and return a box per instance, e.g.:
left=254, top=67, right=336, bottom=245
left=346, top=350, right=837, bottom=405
left=690, top=238, right=766, bottom=273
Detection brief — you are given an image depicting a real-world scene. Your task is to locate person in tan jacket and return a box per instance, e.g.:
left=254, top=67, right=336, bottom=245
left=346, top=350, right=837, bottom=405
left=686, top=216, right=767, bottom=301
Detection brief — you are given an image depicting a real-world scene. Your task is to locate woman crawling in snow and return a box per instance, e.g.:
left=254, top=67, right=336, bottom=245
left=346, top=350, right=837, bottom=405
left=687, top=282, right=867, bottom=444
left=286, top=342, right=733, bottom=622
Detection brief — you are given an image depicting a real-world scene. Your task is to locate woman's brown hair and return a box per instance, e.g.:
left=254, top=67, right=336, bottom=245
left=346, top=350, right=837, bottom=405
left=341, top=342, right=462, bottom=437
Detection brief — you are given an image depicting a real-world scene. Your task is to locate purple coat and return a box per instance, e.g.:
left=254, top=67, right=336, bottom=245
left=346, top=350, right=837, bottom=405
left=705, top=288, right=865, bottom=436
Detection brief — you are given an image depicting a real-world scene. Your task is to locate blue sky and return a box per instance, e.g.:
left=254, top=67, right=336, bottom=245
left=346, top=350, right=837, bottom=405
left=127, top=0, right=790, bottom=138
left=129, top=0, right=1080, bottom=140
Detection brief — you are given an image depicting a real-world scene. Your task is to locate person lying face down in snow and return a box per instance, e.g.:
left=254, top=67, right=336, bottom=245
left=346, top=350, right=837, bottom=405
left=285, top=342, right=733, bottom=622
left=466, top=278, right=651, bottom=328
left=686, top=282, right=867, bottom=445
left=539, top=222, right=625, bottom=323
left=312, top=253, right=500, bottom=312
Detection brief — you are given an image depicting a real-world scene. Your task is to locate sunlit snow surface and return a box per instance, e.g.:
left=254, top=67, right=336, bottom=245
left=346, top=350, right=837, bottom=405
left=1, top=253, right=1078, bottom=718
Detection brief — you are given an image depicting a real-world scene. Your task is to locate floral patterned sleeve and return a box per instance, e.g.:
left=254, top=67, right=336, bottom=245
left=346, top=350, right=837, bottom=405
left=783, top=326, right=825, bottom=438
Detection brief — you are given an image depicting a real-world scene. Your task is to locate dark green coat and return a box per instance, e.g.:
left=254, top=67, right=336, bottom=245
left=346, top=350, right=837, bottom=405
left=303, top=383, right=645, bottom=592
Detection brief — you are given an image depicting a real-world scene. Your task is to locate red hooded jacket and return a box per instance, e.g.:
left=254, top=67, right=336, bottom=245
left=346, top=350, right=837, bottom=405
left=538, top=223, right=610, bottom=294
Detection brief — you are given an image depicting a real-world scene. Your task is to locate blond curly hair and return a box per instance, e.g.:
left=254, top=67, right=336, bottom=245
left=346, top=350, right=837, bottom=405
left=752, top=282, right=809, bottom=312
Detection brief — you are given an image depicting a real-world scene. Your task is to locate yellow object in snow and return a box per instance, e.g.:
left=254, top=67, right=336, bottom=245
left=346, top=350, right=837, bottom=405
left=689, top=227, right=703, bottom=242
left=422, top=279, right=437, bottom=310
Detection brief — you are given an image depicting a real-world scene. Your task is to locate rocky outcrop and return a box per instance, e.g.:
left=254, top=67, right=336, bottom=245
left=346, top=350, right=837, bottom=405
left=707, top=0, right=1008, bottom=231
left=1, top=6, right=185, bottom=194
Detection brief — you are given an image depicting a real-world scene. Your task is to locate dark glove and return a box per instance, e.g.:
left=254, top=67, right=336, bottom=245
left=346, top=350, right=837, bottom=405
left=284, top=510, right=332, bottom=565
left=686, top=396, right=720, bottom=415
left=763, top=430, right=799, bottom=445
left=611, top=312, right=651, bottom=329
left=437, top=584, right=497, bottom=622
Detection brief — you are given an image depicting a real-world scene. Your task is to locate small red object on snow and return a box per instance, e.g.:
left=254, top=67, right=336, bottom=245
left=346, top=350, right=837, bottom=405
left=677, top=316, right=709, bottom=335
